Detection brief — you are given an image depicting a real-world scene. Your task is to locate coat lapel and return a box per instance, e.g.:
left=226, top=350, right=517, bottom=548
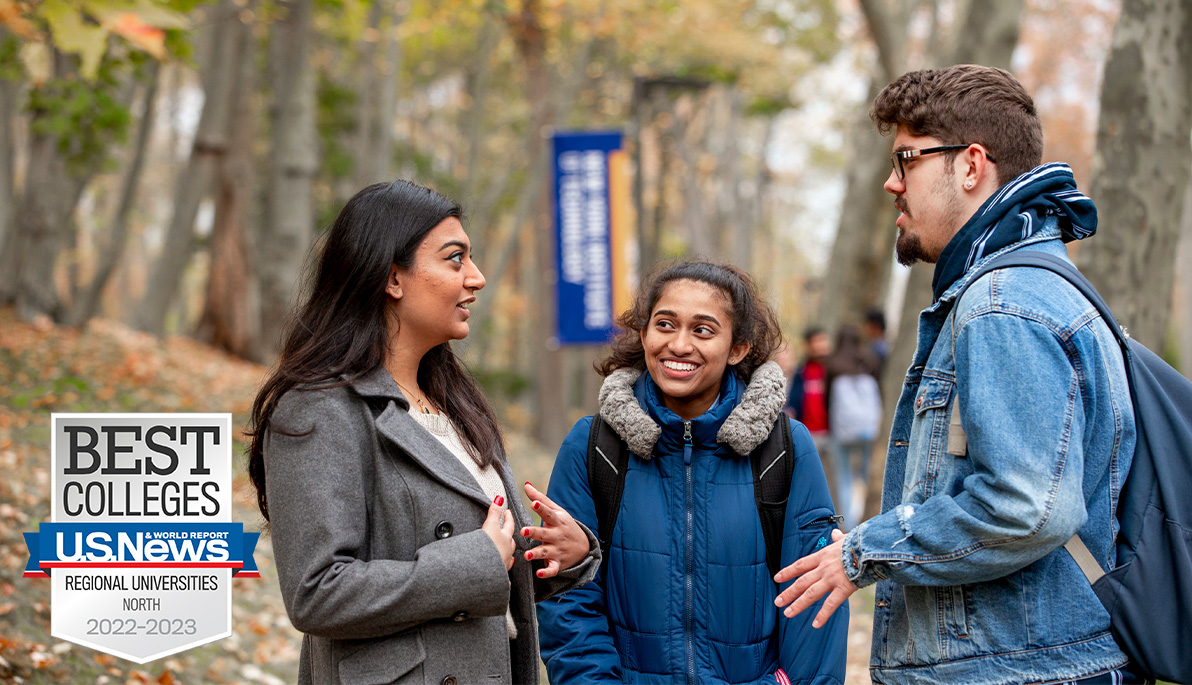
left=373, top=402, right=491, bottom=507
left=349, top=366, right=490, bottom=507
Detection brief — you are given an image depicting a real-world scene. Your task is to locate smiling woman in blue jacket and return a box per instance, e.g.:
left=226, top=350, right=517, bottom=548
left=536, top=262, right=848, bottom=684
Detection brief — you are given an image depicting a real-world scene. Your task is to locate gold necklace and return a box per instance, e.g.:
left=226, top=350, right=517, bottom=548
left=395, top=380, right=433, bottom=414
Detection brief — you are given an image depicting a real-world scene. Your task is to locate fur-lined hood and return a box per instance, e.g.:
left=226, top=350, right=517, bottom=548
left=596, top=360, right=787, bottom=459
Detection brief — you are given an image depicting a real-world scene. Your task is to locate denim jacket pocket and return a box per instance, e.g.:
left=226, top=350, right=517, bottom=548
left=905, top=375, right=955, bottom=501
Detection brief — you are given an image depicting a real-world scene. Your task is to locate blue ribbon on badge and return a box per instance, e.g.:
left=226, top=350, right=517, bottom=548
left=23, top=523, right=260, bottom=579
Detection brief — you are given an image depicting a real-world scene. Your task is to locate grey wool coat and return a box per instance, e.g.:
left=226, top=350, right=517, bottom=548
left=264, top=366, right=600, bottom=685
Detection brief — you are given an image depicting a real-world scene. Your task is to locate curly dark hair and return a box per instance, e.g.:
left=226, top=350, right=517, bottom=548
left=597, top=261, right=783, bottom=381
left=871, top=64, right=1042, bottom=186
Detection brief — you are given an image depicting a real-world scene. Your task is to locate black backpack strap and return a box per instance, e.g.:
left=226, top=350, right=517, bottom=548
left=586, top=415, right=630, bottom=577
left=751, top=414, right=795, bottom=578
left=954, top=251, right=1132, bottom=585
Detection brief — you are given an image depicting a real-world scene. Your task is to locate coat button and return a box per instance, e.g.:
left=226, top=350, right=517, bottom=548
left=452, top=611, right=468, bottom=622
left=435, top=521, right=453, bottom=539
left=441, top=677, right=458, bottom=685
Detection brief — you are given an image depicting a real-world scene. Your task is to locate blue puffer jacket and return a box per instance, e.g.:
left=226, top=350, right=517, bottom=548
left=537, top=362, right=848, bottom=684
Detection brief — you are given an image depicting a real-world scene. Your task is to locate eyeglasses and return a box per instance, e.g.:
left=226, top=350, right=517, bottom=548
left=889, top=145, right=997, bottom=180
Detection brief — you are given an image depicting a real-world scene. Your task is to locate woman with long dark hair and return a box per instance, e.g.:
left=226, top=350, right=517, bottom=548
left=536, top=261, right=848, bottom=683
left=248, top=179, right=598, bottom=684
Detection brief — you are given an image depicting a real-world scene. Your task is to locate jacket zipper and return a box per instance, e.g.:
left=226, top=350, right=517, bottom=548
left=683, top=420, right=695, bottom=685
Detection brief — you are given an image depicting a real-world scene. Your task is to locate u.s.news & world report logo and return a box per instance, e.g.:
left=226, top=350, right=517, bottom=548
left=23, top=414, right=260, bottom=663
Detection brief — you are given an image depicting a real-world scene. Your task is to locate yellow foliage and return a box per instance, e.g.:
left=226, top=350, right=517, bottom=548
left=41, top=0, right=108, bottom=79
left=7, top=0, right=188, bottom=81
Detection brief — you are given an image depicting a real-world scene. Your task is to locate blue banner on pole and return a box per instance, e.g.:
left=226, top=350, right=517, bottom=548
left=553, top=131, right=622, bottom=345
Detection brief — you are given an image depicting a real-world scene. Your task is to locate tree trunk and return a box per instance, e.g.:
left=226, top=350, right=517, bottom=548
left=351, top=0, right=400, bottom=187
left=1076, top=0, right=1192, bottom=350
left=632, top=80, right=657, bottom=279
left=863, top=0, right=1025, bottom=522
left=351, top=0, right=381, bottom=187
left=2, top=131, right=71, bottom=319
left=816, top=92, right=900, bottom=335
left=678, top=92, right=710, bottom=257
left=258, top=0, right=319, bottom=353
left=373, top=5, right=401, bottom=183
left=507, top=0, right=569, bottom=448
left=814, top=0, right=915, bottom=338
left=67, top=61, right=161, bottom=327
left=0, top=62, right=14, bottom=258
left=459, top=17, right=501, bottom=243
left=196, top=7, right=262, bottom=361
left=1175, top=176, right=1192, bottom=375
left=133, top=0, right=243, bottom=335
left=753, top=116, right=778, bottom=280
left=0, top=50, right=92, bottom=321
left=717, top=89, right=747, bottom=267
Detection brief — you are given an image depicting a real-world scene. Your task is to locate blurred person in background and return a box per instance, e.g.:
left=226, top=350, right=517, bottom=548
left=865, top=308, right=889, bottom=368
left=784, top=326, right=837, bottom=501
left=823, top=324, right=883, bottom=529
left=784, top=327, right=832, bottom=437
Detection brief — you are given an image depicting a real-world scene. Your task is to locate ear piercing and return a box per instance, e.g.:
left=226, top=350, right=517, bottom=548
left=965, top=181, right=973, bottom=189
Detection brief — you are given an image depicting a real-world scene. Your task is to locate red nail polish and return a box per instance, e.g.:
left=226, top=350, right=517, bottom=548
left=531, top=501, right=540, bottom=510
left=536, top=570, right=545, bottom=578
left=524, top=551, right=533, bottom=560
left=525, top=481, right=532, bottom=487
left=495, top=496, right=504, bottom=506
left=522, top=528, right=530, bottom=537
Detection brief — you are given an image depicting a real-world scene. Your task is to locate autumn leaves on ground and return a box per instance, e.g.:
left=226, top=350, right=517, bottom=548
left=0, top=309, right=874, bottom=684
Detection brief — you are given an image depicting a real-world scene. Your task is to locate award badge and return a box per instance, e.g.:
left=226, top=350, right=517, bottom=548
left=23, top=413, right=260, bottom=663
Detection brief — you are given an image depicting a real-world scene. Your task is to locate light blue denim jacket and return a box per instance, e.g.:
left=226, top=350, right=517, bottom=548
left=842, top=222, right=1136, bottom=685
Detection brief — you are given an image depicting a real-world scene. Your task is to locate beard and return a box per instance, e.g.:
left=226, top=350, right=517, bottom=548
left=894, top=163, right=967, bottom=267
left=896, top=229, right=931, bottom=266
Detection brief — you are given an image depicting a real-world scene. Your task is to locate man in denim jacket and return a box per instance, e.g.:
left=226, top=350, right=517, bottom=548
left=775, top=65, right=1146, bottom=684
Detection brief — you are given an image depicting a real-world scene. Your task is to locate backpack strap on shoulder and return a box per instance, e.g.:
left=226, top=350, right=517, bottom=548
left=751, top=414, right=795, bottom=578
left=955, top=251, right=1126, bottom=586
left=586, top=415, right=630, bottom=577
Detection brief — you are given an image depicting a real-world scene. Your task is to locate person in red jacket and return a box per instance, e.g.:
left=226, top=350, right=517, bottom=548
left=784, top=326, right=835, bottom=497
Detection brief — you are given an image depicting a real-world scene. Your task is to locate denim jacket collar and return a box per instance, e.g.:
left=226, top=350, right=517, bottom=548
left=935, top=220, right=1063, bottom=307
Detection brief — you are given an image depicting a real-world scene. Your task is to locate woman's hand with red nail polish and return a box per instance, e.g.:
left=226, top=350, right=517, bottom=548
left=481, top=496, right=515, bottom=570
left=520, top=481, right=589, bottom=579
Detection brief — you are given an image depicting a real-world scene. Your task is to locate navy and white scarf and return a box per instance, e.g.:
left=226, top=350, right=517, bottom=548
left=932, top=162, right=1098, bottom=302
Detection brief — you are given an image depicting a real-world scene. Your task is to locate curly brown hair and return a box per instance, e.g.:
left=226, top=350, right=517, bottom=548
left=871, top=64, right=1042, bottom=186
left=597, top=261, right=783, bottom=381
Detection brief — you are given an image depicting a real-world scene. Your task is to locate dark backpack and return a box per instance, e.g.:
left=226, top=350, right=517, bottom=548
left=586, top=412, right=796, bottom=579
left=958, top=251, right=1192, bottom=683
